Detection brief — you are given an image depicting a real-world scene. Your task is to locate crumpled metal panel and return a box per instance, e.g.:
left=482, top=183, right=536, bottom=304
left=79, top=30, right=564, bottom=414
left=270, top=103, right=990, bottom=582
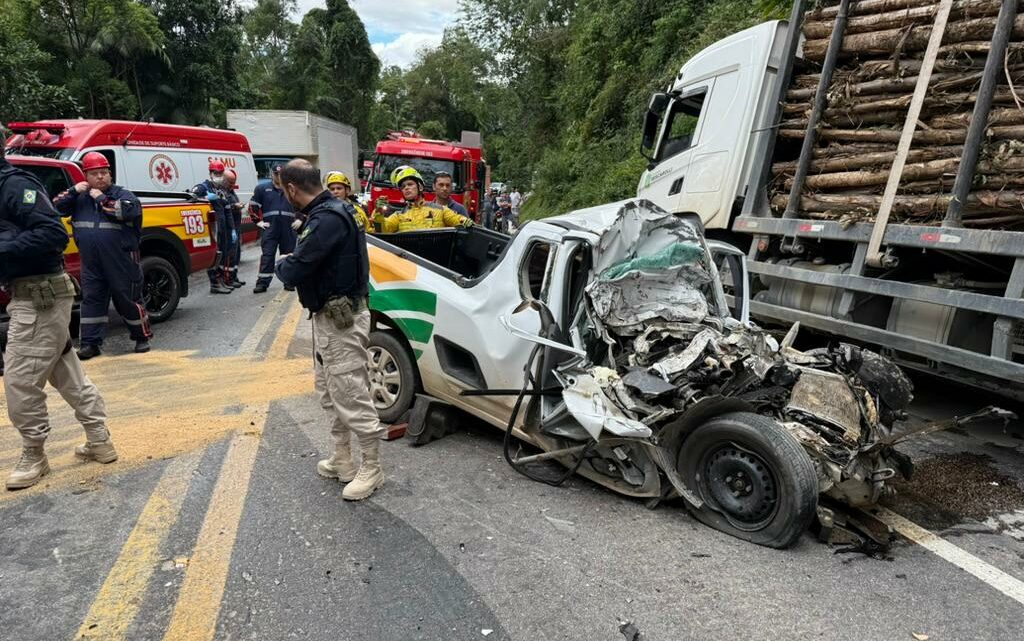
left=787, top=369, right=862, bottom=443
left=561, top=373, right=653, bottom=441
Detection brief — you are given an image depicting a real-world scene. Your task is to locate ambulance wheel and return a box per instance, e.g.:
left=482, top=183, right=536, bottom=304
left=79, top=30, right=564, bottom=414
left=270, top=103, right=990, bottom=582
left=142, top=256, right=181, bottom=323
left=368, top=330, right=417, bottom=424
left=677, top=412, right=818, bottom=549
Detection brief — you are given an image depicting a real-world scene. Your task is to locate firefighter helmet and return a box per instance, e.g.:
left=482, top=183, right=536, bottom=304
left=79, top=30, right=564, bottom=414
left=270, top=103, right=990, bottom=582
left=81, top=152, right=110, bottom=171
left=392, top=166, right=424, bottom=188
left=325, top=171, right=352, bottom=188
left=208, top=159, right=226, bottom=173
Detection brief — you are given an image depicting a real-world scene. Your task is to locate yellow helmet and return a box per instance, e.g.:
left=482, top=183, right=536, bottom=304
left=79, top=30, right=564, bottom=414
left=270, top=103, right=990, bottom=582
left=391, top=166, right=424, bottom=188
left=325, top=171, right=352, bottom=188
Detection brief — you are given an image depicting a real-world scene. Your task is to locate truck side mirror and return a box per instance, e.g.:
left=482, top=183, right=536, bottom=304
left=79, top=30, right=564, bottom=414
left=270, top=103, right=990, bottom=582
left=640, top=92, right=670, bottom=160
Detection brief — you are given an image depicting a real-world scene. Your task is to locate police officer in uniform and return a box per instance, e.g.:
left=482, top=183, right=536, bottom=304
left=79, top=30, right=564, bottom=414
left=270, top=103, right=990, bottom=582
left=53, top=152, right=153, bottom=359
left=251, top=164, right=297, bottom=293
left=375, top=166, right=472, bottom=232
left=190, top=160, right=236, bottom=294
left=0, top=147, right=117, bottom=490
left=275, top=159, right=385, bottom=501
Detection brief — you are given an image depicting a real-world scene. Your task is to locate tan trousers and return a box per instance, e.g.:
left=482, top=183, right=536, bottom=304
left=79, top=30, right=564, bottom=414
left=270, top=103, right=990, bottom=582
left=312, top=309, right=384, bottom=448
left=4, top=280, right=109, bottom=447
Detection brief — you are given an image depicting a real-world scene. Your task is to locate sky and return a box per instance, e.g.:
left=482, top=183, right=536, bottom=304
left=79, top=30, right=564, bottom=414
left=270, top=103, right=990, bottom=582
left=295, top=0, right=462, bottom=69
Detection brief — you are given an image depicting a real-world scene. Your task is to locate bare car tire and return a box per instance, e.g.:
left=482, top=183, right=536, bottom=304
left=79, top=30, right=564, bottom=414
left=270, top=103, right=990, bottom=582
left=367, top=330, right=418, bottom=424
left=141, top=256, right=181, bottom=323
left=677, top=412, right=818, bottom=549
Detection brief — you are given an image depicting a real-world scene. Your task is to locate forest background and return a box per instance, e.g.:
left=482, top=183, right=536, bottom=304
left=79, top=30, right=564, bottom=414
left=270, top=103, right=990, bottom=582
left=0, top=0, right=789, bottom=217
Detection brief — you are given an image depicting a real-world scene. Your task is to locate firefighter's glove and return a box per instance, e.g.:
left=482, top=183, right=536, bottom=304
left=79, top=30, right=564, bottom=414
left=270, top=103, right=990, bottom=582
left=291, top=219, right=302, bottom=231
left=323, top=296, right=355, bottom=331
left=458, top=218, right=473, bottom=228
left=256, top=221, right=270, bottom=230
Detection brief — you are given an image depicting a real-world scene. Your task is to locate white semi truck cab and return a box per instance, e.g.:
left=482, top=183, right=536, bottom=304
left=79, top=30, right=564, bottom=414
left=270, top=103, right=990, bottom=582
left=637, top=1, right=1024, bottom=397
left=638, top=21, right=788, bottom=233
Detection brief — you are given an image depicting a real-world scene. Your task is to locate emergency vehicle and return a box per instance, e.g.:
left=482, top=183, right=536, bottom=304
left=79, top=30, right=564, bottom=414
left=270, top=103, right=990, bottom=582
left=4, top=120, right=259, bottom=202
left=1, top=155, right=216, bottom=348
left=369, top=132, right=487, bottom=221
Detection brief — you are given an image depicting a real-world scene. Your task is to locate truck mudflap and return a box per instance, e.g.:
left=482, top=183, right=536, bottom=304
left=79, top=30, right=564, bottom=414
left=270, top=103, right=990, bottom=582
left=499, top=201, right=1014, bottom=547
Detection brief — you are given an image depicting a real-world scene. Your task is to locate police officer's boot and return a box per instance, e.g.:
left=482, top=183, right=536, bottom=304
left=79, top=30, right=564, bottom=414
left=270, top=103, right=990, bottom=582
left=75, top=439, right=119, bottom=464
left=342, top=440, right=383, bottom=501
left=316, top=436, right=358, bottom=482
left=6, top=447, right=49, bottom=490
left=210, top=276, right=233, bottom=295
left=77, top=344, right=101, bottom=360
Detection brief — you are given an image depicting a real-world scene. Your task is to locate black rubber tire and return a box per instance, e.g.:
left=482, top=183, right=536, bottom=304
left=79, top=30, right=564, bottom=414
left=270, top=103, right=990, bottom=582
left=141, top=255, right=181, bottom=323
left=677, top=412, right=818, bottom=549
left=368, top=330, right=418, bottom=424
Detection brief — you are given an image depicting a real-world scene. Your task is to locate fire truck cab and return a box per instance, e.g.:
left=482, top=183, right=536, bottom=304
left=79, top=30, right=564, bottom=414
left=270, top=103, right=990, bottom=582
left=369, top=132, right=487, bottom=221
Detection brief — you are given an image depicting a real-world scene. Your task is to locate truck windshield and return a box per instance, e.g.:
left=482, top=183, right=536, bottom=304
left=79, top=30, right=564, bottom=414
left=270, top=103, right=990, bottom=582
left=372, top=155, right=463, bottom=193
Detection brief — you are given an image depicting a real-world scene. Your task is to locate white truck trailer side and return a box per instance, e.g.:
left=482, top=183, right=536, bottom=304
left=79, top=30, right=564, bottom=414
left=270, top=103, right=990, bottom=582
left=226, top=109, right=360, bottom=188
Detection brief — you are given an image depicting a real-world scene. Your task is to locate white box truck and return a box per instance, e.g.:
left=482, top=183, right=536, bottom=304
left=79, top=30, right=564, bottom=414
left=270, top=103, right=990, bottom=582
left=226, top=110, right=359, bottom=188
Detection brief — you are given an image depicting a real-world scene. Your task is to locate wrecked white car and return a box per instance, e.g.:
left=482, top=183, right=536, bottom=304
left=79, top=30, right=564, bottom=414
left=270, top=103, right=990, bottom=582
left=364, top=199, right=1005, bottom=548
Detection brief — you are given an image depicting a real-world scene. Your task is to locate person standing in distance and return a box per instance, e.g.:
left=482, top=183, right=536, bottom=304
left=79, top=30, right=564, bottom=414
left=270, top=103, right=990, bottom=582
left=189, top=160, right=236, bottom=295
left=53, top=152, right=152, bottom=359
left=0, top=147, right=117, bottom=490
left=222, top=168, right=245, bottom=288
left=250, top=163, right=297, bottom=293
left=275, top=159, right=386, bottom=501
left=432, top=171, right=468, bottom=218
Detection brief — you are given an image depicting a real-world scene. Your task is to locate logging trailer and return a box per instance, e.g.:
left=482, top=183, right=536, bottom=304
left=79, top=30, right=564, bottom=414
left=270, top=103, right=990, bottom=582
left=637, top=0, right=1024, bottom=397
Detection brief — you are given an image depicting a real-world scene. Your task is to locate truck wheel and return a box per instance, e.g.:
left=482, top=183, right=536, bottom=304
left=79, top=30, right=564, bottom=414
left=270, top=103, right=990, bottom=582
left=367, top=330, right=418, bottom=424
left=141, top=256, right=181, bottom=324
left=677, top=412, right=818, bottom=549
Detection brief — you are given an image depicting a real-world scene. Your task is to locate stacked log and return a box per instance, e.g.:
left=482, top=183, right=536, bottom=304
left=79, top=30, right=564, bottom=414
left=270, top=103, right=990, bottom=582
left=769, top=0, right=1024, bottom=229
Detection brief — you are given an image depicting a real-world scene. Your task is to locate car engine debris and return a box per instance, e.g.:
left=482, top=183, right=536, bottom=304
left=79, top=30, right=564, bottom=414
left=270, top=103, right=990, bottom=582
left=521, top=201, right=1014, bottom=545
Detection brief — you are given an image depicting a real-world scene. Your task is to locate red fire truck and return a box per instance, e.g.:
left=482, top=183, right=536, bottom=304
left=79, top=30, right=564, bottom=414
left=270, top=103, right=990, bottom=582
left=369, top=132, right=488, bottom=221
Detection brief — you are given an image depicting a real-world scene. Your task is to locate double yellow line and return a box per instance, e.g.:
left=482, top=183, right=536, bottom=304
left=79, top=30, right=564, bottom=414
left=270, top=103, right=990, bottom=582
left=76, top=290, right=305, bottom=641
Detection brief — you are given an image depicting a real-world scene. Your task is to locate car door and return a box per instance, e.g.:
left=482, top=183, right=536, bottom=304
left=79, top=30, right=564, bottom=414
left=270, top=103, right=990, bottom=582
left=426, top=227, right=566, bottom=428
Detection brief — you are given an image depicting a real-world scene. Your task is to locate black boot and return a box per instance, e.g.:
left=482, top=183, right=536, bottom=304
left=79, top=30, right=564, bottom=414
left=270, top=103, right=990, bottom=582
left=134, top=340, right=151, bottom=353
left=210, top=277, right=233, bottom=294
left=77, top=344, right=102, bottom=360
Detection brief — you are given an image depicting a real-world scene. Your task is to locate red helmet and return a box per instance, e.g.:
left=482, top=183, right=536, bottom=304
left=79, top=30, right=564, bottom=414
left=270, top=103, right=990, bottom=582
left=81, top=152, right=110, bottom=171
left=208, top=160, right=225, bottom=173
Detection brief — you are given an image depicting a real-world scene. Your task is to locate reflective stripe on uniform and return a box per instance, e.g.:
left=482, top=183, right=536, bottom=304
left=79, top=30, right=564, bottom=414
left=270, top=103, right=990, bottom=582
left=257, top=273, right=275, bottom=278
left=261, top=211, right=295, bottom=218
left=80, top=316, right=108, bottom=324
left=72, top=221, right=122, bottom=230
left=123, top=317, right=145, bottom=326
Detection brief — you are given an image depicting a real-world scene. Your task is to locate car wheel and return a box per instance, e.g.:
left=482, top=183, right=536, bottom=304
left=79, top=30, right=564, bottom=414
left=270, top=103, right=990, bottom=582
left=141, top=256, right=181, bottom=323
left=367, top=330, right=418, bottom=423
left=677, top=412, right=818, bottom=549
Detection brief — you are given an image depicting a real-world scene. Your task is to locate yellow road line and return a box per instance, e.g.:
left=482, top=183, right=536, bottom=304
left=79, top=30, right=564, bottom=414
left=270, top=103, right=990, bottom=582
left=236, top=289, right=291, bottom=357
left=266, top=295, right=304, bottom=361
left=873, top=507, right=1024, bottom=606
left=75, top=452, right=202, bottom=640
left=162, top=410, right=267, bottom=641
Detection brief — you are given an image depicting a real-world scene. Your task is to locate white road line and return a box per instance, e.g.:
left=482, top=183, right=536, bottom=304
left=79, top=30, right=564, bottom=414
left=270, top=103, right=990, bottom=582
left=873, top=507, right=1024, bottom=606
left=236, top=289, right=290, bottom=357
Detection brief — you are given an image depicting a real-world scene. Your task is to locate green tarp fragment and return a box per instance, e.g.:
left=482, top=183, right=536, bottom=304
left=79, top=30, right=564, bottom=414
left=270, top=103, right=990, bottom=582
left=600, top=242, right=705, bottom=280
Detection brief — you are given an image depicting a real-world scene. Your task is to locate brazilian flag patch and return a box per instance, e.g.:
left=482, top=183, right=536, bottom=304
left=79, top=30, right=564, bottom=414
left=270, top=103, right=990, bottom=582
left=23, top=189, right=36, bottom=204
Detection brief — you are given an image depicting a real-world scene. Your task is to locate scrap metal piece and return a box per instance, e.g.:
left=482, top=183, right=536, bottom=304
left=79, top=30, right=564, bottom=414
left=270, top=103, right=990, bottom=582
left=561, top=374, right=653, bottom=440
left=622, top=368, right=677, bottom=398
left=786, top=369, right=862, bottom=443
left=650, top=328, right=717, bottom=379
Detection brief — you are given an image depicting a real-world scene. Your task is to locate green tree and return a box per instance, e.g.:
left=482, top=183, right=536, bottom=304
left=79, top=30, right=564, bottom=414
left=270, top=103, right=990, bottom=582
left=142, top=0, right=245, bottom=125
left=32, top=0, right=165, bottom=118
left=369, top=65, right=413, bottom=141
left=277, top=0, right=380, bottom=141
left=240, top=0, right=298, bottom=108
left=0, top=1, right=80, bottom=123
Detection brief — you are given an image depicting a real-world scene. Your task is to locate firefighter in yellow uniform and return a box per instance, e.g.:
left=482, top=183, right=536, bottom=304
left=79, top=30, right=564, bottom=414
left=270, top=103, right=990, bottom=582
left=375, top=166, right=472, bottom=233
left=325, top=171, right=371, bottom=232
